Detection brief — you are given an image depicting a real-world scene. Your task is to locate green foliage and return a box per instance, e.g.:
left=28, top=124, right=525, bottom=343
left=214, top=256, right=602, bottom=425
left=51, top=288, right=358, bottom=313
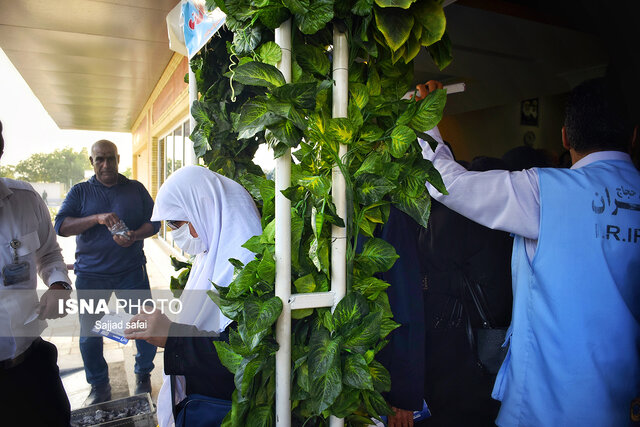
left=169, top=255, right=192, bottom=298
left=13, top=147, right=91, bottom=190
left=190, top=1, right=451, bottom=425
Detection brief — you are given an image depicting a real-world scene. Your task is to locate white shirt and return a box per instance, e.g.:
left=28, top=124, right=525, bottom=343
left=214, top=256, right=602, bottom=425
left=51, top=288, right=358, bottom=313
left=0, top=178, right=70, bottom=360
left=420, top=128, right=635, bottom=260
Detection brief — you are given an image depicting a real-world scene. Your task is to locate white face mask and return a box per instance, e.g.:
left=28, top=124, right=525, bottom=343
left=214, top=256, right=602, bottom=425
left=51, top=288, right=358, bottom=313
left=172, top=222, right=206, bottom=255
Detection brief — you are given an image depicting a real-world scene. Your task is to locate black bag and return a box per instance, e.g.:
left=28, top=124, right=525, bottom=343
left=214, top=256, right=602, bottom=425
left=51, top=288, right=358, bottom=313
left=462, top=275, right=508, bottom=375
left=170, top=375, right=231, bottom=427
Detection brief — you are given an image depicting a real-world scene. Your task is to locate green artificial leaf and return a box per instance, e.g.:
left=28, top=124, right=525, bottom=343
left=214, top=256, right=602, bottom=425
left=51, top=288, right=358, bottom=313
left=298, top=175, right=331, bottom=197
left=359, top=125, right=385, bottom=142
left=396, top=99, right=419, bottom=126
left=355, top=174, right=395, bottom=205
left=359, top=218, right=376, bottom=237
left=403, top=33, right=422, bottom=63
left=239, top=173, right=266, bottom=202
left=232, top=61, right=286, bottom=89
left=363, top=390, right=393, bottom=419
left=348, top=101, right=364, bottom=130
left=415, top=157, right=447, bottom=195
left=309, top=236, right=330, bottom=274
left=349, top=83, right=370, bottom=110
left=233, top=26, right=262, bottom=55
left=342, top=353, right=374, bottom=390
left=391, top=185, right=431, bottom=227
left=310, top=363, right=342, bottom=414
left=427, top=31, right=453, bottom=70
left=242, top=235, right=265, bottom=254
left=292, top=308, right=314, bottom=319
left=295, top=0, right=334, bottom=34
left=295, top=44, right=331, bottom=77
left=170, top=255, right=191, bottom=271
left=283, top=0, right=310, bottom=14
left=343, top=311, right=382, bottom=353
left=257, top=250, right=275, bottom=284
left=258, top=41, right=283, bottom=66
left=355, top=238, right=399, bottom=275
left=237, top=99, right=281, bottom=139
left=328, top=118, right=356, bottom=145
left=245, top=404, right=274, bottom=427
left=244, top=296, right=283, bottom=335
left=308, top=326, right=341, bottom=379
left=311, top=205, right=324, bottom=239
left=374, top=7, right=414, bottom=52
left=240, top=358, right=262, bottom=396
left=369, top=360, right=392, bottom=393
left=272, top=82, right=317, bottom=110
left=329, top=386, right=361, bottom=417
left=227, top=260, right=259, bottom=298
left=409, top=88, right=446, bottom=132
left=413, top=0, right=446, bottom=46
left=352, top=0, right=373, bottom=15
left=380, top=317, right=401, bottom=338
left=370, top=292, right=393, bottom=318
left=258, top=4, right=290, bottom=29
left=214, top=341, right=244, bottom=372
left=294, top=273, right=316, bottom=293
left=333, top=292, right=369, bottom=332
left=367, top=67, right=381, bottom=96
left=353, top=276, right=391, bottom=300
left=267, top=119, right=302, bottom=148
left=374, top=0, right=414, bottom=8
left=208, top=290, right=244, bottom=320
left=389, top=125, right=416, bottom=158
left=291, top=215, right=305, bottom=270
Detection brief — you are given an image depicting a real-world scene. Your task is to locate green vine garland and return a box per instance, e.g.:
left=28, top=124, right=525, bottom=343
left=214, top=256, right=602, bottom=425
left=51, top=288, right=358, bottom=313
left=188, top=1, right=451, bottom=425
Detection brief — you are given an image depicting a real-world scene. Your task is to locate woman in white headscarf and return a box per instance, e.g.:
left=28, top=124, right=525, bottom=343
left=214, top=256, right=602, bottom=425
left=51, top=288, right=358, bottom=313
left=125, top=165, right=261, bottom=427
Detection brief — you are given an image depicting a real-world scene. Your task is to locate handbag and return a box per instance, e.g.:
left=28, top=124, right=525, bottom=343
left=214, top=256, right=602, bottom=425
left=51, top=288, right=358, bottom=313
left=171, top=375, right=232, bottom=427
left=461, top=274, right=508, bottom=375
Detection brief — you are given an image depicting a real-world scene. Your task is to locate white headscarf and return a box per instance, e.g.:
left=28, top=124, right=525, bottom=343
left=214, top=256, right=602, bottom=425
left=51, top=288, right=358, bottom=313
left=150, top=166, right=261, bottom=427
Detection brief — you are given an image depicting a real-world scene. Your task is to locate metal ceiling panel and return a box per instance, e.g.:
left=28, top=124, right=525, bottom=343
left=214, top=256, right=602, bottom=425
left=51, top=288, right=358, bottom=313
left=0, top=0, right=179, bottom=132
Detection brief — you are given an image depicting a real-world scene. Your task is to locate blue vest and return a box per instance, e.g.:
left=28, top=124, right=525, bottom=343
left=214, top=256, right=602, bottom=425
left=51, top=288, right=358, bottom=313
left=493, top=160, right=640, bottom=426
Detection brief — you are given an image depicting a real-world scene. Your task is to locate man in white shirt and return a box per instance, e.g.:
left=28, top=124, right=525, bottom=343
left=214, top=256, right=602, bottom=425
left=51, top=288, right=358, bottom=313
left=420, top=79, right=639, bottom=426
left=0, top=120, right=74, bottom=426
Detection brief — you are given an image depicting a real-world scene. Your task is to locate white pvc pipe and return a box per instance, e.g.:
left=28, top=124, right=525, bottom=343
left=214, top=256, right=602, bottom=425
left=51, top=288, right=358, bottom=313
left=329, top=25, right=348, bottom=427
left=274, top=18, right=292, bottom=427
left=187, top=66, right=198, bottom=165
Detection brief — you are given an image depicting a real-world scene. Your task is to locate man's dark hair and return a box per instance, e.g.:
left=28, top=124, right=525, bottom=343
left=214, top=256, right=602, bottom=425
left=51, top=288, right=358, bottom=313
left=564, top=77, right=634, bottom=153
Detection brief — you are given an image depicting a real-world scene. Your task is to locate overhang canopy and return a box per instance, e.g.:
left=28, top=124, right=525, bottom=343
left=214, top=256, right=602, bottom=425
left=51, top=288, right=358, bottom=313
left=0, top=0, right=179, bottom=132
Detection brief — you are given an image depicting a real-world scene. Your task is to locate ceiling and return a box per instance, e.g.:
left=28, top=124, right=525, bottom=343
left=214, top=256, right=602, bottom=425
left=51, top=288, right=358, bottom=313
left=0, top=0, right=178, bottom=132
left=0, top=0, right=635, bottom=132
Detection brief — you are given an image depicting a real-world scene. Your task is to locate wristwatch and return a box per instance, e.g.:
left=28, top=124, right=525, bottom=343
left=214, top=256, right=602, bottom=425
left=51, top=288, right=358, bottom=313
left=50, top=281, right=72, bottom=291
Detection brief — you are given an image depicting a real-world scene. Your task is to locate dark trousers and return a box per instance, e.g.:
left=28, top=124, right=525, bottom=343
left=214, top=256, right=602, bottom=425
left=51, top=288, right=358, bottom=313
left=76, top=266, right=157, bottom=385
left=0, top=338, right=71, bottom=426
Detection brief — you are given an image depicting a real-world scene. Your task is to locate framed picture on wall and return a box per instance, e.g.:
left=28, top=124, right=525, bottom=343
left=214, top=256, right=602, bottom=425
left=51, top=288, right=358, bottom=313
left=521, top=98, right=539, bottom=126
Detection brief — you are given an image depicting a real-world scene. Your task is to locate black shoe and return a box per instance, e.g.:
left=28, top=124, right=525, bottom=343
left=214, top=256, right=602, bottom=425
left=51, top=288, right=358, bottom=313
left=135, top=373, right=151, bottom=395
left=84, top=383, right=111, bottom=406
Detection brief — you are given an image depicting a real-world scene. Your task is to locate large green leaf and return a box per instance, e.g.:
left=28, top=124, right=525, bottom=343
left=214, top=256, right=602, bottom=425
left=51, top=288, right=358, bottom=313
left=414, top=157, right=448, bottom=195
left=333, top=292, right=369, bottom=332
left=257, top=249, right=275, bottom=284
left=355, top=238, right=399, bottom=275
left=391, top=184, right=431, bottom=228
left=267, top=119, right=302, bottom=148
left=214, top=341, right=244, bottom=372
left=349, top=83, right=370, bottom=110
left=343, top=311, right=382, bottom=353
left=352, top=0, right=373, bottom=15
left=258, top=4, right=290, bottom=29
left=244, top=296, right=283, bottom=335
left=233, top=26, right=262, bottom=55
left=294, top=273, right=316, bottom=293
left=413, top=0, right=446, bottom=46
left=237, top=99, right=281, bottom=139
left=308, top=327, right=341, bottom=379
left=283, top=0, right=310, bottom=14
left=245, top=404, right=274, bottom=427
left=329, top=386, right=361, bottom=417
left=310, top=363, right=342, bottom=414
left=309, top=236, right=330, bottom=274
left=363, top=390, right=393, bottom=419
left=409, top=88, right=446, bottom=132
left=359, top=125, right=385, bottom=143
left=272, top=82, right=317, bottom=110
left=374, top=7, right=414, bottom=52
left=295, top=44, right=331, bottom=77
left=380, top=317, right=401, bottom=339
left=232, top=62, right=286, bottom=89
left=369, top=360, right=391, bottom=393
left=298, top=174, right=331, bottom=197
left=389, top=125, right=416, bottom=158
left=239, top=357, right=262, bottom=396
left=342, top=353, right=374, bottom=390
left=258, top=41, right=283, bottom=66
left=374, top=0, right=414, bottom=8
left=355, top=174, right=395, bottom=205
left=328, top=118, right=356, bottom=145
left=353, top=276, right=391, bottom=300
left=227, top=259, right=259, bottom=298
left=295, top=0, right=334, bottom=34
left=427, top=31, right=453, bottom=70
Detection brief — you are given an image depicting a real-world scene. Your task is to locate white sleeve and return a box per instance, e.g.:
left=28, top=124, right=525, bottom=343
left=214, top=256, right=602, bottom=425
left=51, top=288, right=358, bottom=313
left=420, top=129, right=541, bottom=240
left=34, top=196, right=71, bottom=286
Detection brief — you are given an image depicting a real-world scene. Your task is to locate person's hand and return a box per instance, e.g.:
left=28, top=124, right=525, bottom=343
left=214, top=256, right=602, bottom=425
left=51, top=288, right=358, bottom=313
left=388, top=407, right=414, bottom=427
left=413, top=80, right=444, bottom=101
left=124, top=309, right=171, bottom=348
left=37, top=283, right=72, bottom=320
left=95, top=212, right=121, bottom=228
left=113, top=230, right=136, bottom=247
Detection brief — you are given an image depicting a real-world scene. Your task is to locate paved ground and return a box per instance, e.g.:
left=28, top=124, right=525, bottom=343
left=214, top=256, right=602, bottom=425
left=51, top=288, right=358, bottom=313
left=39, top=235, right=181, bottom=413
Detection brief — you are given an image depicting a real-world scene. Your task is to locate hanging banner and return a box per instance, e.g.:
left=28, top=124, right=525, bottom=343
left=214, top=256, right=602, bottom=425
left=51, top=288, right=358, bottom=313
left=182, top=0, right=226, bottom=58
left=166, top=0, right=226, bottom=59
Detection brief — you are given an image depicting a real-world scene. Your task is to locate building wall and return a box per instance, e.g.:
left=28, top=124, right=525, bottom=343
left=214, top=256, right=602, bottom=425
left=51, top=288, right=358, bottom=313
left=131, top=53, right=189, bottom=198
left=438, top=93, right=567, bottom=164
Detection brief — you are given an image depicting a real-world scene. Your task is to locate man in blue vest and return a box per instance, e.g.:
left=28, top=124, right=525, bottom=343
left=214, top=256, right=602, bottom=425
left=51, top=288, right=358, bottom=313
left=419, top=78, right=639, bottom=426
left=56, top=140, right=160, bottom=405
